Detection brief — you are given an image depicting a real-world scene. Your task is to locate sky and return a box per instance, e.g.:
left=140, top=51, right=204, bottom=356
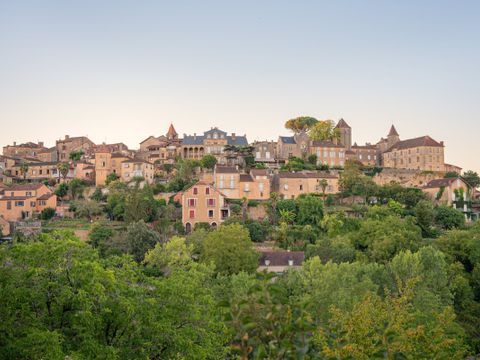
left=0, top=0, right=479, bottom=172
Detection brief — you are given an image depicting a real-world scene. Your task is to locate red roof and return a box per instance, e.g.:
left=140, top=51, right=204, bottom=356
left=8, top=184, right=44, bottom=191
left=385, top=136, right=443, bottom=152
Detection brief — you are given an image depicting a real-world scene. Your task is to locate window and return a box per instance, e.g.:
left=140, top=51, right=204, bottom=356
left=299, top=184, right=303, bottom=191
left=193, top=187, right=198, bottom=195
left=189, top=210, right=195, bottom=219
left=207, top=198, right=215, bottom=207
left=6, top=201, right=11, bottom=210
left=208, top=210, right=214, bottom=218
left=15, top=201, right=24, bottom=207
left=30, top=201, right=36, bottom=207
left=26, top=192, right=32, bottom=197
left=205, top=187, right=210, bottom=195
left=244, top=183, right=250, bottom=192
left=284, top=184, right=289, bottom=191
left=266, top=151, right=270, bottom=159
left=259, top=183, right=264, bottom=191
left=188, top=198, right=196, bottom=207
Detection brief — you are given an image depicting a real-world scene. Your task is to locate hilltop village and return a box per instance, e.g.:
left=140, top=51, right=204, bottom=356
left=0, top=117, right=478, bottom=236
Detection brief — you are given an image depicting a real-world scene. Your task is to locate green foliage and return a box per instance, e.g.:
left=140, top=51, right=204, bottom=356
left=414, top=200, right=438, bottom=237
left=308, top=119, right=341, bottom=141
left=40, top=207, right=56, bottom=220
left=350, top=215, right=423, bottom=263
left=68, top=150, right=84, bottom=161
left=125, top=220, right=162, bottom=262
left=244, top=220, right=269, bottom=242
left=435, top=205, right=466, bottom=230
left=54, top=182, right=68, bottom=199
left=56, top=162, right=70, bottom=180
left=105, top=172, right=119, bottom=185
left=463, top=170, right=480, bottom=188
left=307, top=153, right=317, bottom=165
left=200, top=154, right=217, bottom=169
left=69, top=178, right=87, bottom=199
left=88, top=223, right=114, bottom=249
left=284, top=116, right=318, bottom=133
left=69, top=199, right=102, bottom=219
left=445, top=171, right=460, bottom=178
left=90, top=187, right=105, bottom=202
left=296, top=195, right=324, bottom=227
left=225, top=272, right=315, bottom=358
left=201, top=224, right=259, bottom=275
left=0, top=232, right=228, bottom=359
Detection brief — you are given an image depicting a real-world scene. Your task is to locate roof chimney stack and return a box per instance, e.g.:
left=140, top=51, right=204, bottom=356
left=65, top=135, right=70, bottom=140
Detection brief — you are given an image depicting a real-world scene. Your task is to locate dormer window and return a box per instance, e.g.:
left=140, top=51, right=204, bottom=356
left=213, top=132, right=218, bottom=139
left=288, top=260, right=294, bottom=266
left=264, top=259, right=270, bottom=266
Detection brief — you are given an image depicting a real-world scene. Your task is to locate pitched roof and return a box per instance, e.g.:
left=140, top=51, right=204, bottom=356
left=259, top=250, right=305, bottom=267
left=279, top=136, right=296, bottom=144
left=385, top=136, right=444, bottom=152
left=215, top=166, right=239, bottom=174
left=388, top=125, right=399, bottom=137
left=37, top=193, right=55, bottom=200
left=167, top=123, right=178, bottom=137
left=335, top=118, right=351, bottom=129
left=8, top=184, right=44, bottom=191
left=182, top=135, right=205, bottom=145
left=250, top=169, right=268, bottom=176
left=423, top=178, right=460, bottom=189
left=352, top=143, right=377, bottom=150
left=278, top=172, right=337, bottom=179
left=239, top=174, right=254, bottom=182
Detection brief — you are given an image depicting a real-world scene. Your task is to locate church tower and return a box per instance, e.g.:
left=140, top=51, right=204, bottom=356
left=335, top=118, right=352, bottom=149
left=387, top=125, right=400, bottom=148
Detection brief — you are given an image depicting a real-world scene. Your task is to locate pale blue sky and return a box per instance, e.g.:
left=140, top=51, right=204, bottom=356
left=0, top=1, right=479, bottom=171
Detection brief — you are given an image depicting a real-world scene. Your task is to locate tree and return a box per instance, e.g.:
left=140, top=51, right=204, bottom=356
left=314, top=286, right=466, bottom=359
left=40, top=207, right=56, bottom=220
left=463, top=170, right=480, bottom=189
left=69, top=178, right=86, bottom=199
left=284, top=116, right=318, bottom=133
left=88, top=223, right=114, bottom=249
left=200, top=224, right=259, bottom=275
left=200, top=154, right=217, bottom=169
left=105, top=172, right=119, bottom=185
left=296, top=195, right=324, bottom=227
left=143, top=236, right=194, bottom=275
left=57, top=162, right=70, bottom=182
left=435, top=205, right=465, bottom=230
left=19, top=160, right=29, bottom=180
left=90, top=188, right=105, bottom=202
left=350, top=216, right=423, bottom=263
left=414, top=200, right=437, bottom=237
left=308, top=119, right=341, bottom=142
left=54, top=183, right=68, bottom=202
left=307, top=153, right=317, bottom=165
left=68, top=150, right=84, bottom=162
left=319, top=179, right=329, bottom=203
left=124, top=184, right=159, bottom=223
left=69, top=200, right=102, bottom=220
left=125, top=220, right=162, bottom=262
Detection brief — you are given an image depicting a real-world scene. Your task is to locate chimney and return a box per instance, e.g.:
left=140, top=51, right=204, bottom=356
left=193, top=133, right=196, bottom=140
left=232, top=133, right=236, bottom=141
left=38, top=141, right=44, bottom=147
left=13, top=141, right=16, bottom=146
left=65, top=135, right=70, bottom=140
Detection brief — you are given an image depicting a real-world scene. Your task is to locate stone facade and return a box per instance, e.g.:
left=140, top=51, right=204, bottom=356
left=181, top=181, right=230, bottom=232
